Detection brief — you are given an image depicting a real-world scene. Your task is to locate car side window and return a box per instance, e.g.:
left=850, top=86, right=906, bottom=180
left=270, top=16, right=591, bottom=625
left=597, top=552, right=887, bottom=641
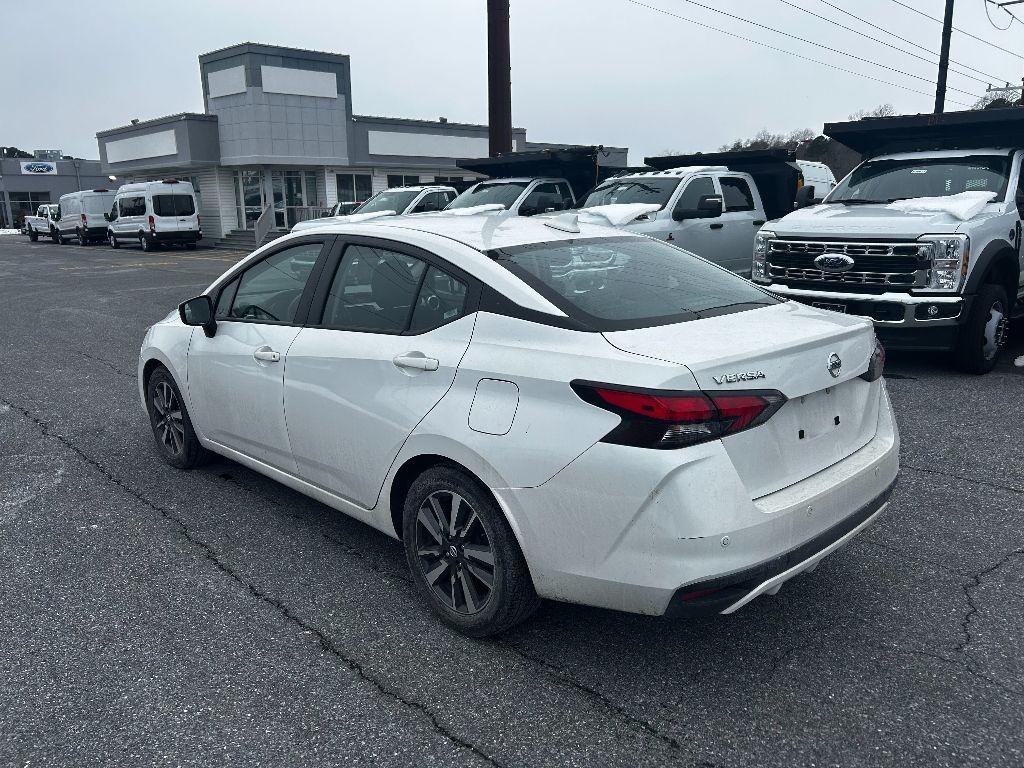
left=555, top=182, right=575, bottom=209
left=520, top=183, right=567, bottom=216
left=408, top=267, right=468, bottom=333
left=321, top=244, right=427, bottom=333
left=412, top=192, right=445, bottom=213
left=109, top=202, right=118, bottom=221
left=226, top=242, right=322, bottom=324
left=215, top=276, right=240, bottom=320
left=719, top=177, right=755, bottom=212
left=672, top=177, right=716, bottom=215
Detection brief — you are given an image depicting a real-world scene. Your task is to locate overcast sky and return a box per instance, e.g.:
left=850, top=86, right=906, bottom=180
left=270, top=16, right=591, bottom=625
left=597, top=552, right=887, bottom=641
left=4, top=0, right=1023, bottom=164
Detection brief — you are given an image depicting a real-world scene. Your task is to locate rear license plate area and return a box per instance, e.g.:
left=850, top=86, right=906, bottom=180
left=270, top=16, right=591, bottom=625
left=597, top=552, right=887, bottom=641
left=793, top=386, right=846, bottom=442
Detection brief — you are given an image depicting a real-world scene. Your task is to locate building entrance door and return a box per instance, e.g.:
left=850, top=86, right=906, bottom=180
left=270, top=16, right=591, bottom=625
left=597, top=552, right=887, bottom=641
left=234, top=169, right=266, bottom=230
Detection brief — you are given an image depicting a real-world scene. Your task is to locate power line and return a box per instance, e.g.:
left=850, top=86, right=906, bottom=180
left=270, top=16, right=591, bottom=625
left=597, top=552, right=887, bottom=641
left=812, top=0, right=1013, bottom=84
left=889, top=0, right=1024, bottom=59
left=775, top=0, right=995, bottom=87
left=983, top=0, right=1021, bottom=29
left=664, top=0, right=981, bottom=98
left=623, top=0, right=972, bottom=106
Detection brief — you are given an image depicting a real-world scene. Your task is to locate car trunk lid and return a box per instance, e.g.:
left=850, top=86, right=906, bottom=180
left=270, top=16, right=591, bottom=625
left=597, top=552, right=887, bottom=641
left=603, top=302, right=880, bottom=498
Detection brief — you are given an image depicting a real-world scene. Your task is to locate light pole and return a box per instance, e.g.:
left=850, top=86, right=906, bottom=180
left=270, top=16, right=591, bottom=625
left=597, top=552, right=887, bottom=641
left=487, top=0, right=512, bottom=156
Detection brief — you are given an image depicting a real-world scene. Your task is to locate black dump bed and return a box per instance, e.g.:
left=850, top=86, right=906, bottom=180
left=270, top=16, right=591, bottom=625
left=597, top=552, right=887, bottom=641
left=825, top=107, right=1024, bottom=156
left=456, top=147, right=630, bottom=201
left=644, top=148, right=802, bottom=221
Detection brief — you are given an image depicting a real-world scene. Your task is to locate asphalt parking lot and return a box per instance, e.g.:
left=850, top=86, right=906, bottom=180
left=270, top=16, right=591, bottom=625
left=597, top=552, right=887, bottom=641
left=1, top=234, right=1023, bottom=768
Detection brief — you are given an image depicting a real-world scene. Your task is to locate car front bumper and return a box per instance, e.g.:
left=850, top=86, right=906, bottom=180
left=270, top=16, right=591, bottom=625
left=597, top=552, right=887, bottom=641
left=493, top=383, right=900, bottom=616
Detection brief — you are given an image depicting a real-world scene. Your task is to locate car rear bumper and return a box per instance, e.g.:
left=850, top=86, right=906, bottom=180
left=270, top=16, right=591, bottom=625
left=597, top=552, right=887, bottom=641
left=764, top=285, right=970, bottom=350
left=149, top=230, right=201, bottom=243
left=493, top=383, right=900, bottom=616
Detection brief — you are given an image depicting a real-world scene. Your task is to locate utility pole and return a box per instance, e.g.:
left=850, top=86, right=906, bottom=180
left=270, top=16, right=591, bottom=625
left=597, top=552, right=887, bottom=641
left=934, top=0, right=955, bottom=113
left=487, top=0, right=512, bottom=157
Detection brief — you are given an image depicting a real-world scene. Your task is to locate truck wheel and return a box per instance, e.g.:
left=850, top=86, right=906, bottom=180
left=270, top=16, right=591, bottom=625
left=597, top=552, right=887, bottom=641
left=954, top=284, right=1009, bottom=374
left=108, top=231, right=119, bottom=249
left=50, top=228, right=59, bottom=243
left=140, top=234, right=152, bottom=252
left=28, top=227, right=38, bottom=242
left=55, top=230, right=66, bottom=245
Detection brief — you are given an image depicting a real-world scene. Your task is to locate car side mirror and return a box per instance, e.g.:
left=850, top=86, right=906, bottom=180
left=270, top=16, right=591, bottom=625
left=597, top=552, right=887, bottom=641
left=795, top=185, right=818, bottom=209
left=179, top=295, right=217, bottom=337
left=673, top=195, right=723, bottom=221
left=103, top=212, right=110, bottom=221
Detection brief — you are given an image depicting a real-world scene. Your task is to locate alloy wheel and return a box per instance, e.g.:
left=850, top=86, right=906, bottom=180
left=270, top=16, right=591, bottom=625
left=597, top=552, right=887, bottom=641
left=982, top=300, right=1007, bottom=361
left=152, top=381, right=185, bottom=455
left=415, top=490, right=495, bottom=615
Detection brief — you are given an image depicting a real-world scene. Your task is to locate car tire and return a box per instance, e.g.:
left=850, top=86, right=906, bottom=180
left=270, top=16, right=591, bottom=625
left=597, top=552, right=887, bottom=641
left=55, top=230, right=65, bottom=245
left=140, top=234, right=152, bottom=252
left=402, top=465, right=540, bottom=637
left=28, top=227, right=38, bottom=242
left=954, top=283, right=1009, bottom=375
left=76, top=228, right=87, bottom=245
left=108, top=231, right=119, bottom=249
left=145, top=366, right=208, bottom=469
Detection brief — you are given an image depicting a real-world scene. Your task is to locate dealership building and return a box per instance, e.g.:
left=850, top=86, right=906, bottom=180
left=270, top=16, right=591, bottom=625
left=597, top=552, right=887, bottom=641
left=94, top=42, right=625, bottom=242
left=0, top=153, right=111, bottom=229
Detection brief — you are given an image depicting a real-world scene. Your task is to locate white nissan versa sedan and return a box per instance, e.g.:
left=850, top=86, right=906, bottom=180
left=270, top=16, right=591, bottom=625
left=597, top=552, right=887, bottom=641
left=138, top=213, right=899, bottom=636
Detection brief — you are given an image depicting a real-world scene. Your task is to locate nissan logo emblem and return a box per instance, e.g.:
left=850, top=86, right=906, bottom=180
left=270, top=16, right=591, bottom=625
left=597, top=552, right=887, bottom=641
left=814, top=253, right=855, bottom=273
left=827, top=353, right=842, bottom=378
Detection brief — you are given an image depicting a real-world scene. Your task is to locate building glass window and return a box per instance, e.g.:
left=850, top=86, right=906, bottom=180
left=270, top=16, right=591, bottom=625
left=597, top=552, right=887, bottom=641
left=7, top=192, right=51, bottom=228
left=336, top=173, right=372, bottom=204
left=387, top=174, right=420, bottom=188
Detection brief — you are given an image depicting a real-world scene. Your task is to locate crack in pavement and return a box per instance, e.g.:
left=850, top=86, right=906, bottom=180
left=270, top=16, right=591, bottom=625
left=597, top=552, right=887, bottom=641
left=1, top=396, right=504, bottom=768
left=956, top=548, right=1024, bottom=657
left=499, top=640, right=717, bottom=767
left=75, top=351, right=136, bottom=380
left=902, top=464, right=1024, bottom=496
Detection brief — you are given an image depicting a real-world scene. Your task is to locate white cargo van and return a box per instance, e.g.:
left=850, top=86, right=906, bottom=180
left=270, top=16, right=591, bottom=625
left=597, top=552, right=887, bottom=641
left=51, top=189, right=116, bottom=245
left=107, top=180, right=201, bottom=251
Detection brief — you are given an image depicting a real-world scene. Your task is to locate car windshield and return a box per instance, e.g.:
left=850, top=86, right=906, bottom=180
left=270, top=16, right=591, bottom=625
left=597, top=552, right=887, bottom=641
left=827, top=155, right=1011, bottom=203
left=579, top=178, right=680, bottom=210
left=446, top=181, right=529, bottom=210
left=490, top=236, right=779, bottom=331
left=354, top=190, right=418, bottom=215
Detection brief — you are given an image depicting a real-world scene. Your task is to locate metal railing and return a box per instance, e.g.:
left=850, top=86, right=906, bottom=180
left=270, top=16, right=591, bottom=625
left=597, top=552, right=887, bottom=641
left=287, top=205, right=333, bottom=225
left=254, top=205, right=274, bottom=246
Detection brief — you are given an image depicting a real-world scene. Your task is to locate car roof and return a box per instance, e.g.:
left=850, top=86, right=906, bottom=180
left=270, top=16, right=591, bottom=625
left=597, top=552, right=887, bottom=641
left=385, top=185, right=456, bottom=192
left=469, top=177, right=565, bottom=185
left=303, top=211, right=635, bottom=252
left=873, top=147, right=1015, bottom=161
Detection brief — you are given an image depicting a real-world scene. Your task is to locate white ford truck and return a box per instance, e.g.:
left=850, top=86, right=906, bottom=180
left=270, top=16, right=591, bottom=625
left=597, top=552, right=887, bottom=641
left=23, top=204, right=58, bottom=241
left=753, top=110, right=1024, bottom=374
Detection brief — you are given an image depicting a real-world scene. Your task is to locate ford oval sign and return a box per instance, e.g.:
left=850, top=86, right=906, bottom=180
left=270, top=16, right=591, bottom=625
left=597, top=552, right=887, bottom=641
left=814, top=253, right=855, bottom=273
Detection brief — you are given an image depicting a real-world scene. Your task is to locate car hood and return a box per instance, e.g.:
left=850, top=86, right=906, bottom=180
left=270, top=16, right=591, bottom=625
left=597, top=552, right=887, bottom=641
left=769, top=202, right=1000, bottom=239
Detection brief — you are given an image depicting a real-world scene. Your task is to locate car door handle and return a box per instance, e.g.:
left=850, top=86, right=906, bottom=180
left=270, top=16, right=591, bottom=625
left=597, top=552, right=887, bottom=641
left=709, top=223, right=724, bottom=230
left=393, top=353, right=439, bottom=371
left=253, top=347, right=281, bottom=363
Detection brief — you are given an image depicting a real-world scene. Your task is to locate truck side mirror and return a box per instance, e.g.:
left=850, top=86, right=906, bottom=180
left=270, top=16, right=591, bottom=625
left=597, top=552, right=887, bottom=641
left=103, top=212, right=110, bottom=222
left=673, top=195, right=723, bottom=221
left=795, top=185, right=818, bottom=209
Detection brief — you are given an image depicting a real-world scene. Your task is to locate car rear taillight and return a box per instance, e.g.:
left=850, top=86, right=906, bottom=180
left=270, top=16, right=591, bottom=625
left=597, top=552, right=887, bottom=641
left=572, top=382, right=786, bottom=449
left=860, top=337, right=885, bottom=382
left=148, top=214, right=155, bottom=233
left=80, top=213, right=87, bottom=226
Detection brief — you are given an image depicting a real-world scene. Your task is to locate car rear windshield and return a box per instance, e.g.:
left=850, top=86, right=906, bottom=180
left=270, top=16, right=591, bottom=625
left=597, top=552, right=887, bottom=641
left=489, top=236, right=779, bottom=331
left=152, top=194, right=196, bottom=216
left=579, top=178, right=680, bottom=210
left=827, top=154, right=1011, bottom=203
left=353, top=190, right=418, bottom=215
left=446, top=181, right=529, bottom=210
left=84, top=195, right=114, bottom=214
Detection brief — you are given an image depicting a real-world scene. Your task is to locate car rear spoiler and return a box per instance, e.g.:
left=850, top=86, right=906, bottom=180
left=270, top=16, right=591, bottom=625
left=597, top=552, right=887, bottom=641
left=824, top=107, right=1024, bottom=156
left=644, top=148, right=802, bottom=221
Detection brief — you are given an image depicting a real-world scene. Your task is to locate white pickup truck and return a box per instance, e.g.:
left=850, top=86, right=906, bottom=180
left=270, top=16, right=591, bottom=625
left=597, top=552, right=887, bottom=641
left=23, top=204, right=58, bottom=241
left=753, top=110, right=1024, bottom=374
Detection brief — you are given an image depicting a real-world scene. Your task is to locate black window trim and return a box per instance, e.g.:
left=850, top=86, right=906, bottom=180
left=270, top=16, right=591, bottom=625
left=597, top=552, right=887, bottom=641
left=208, top=234, right=336, bottom=329
left=486, top=235, right=780, bottom=332
left=304, top=234, right=482, bottom=337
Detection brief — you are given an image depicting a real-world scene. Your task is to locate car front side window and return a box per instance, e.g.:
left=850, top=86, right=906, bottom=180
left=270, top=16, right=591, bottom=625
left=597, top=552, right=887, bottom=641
left=320, top=244, right=427, bottom=333
left=226, top=242, right=323, bottom=324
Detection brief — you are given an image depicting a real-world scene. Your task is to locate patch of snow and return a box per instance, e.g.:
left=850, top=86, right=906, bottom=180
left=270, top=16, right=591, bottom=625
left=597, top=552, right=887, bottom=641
left=577, top=203, right=661, bottom=227
left=447, top=204, right=506, bottom=216
left=886, top=191, right=997, bottom=221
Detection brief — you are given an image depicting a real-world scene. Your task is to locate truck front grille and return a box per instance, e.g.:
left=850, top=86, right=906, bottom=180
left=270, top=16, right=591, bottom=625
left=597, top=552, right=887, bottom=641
left=768, top=239, right=929, bottom=288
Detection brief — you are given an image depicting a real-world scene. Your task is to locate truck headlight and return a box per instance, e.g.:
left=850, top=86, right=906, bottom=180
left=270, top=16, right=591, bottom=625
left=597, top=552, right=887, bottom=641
left=918, top=234, right=969, bottom=291
left=753, top=230, right=774, bottom=283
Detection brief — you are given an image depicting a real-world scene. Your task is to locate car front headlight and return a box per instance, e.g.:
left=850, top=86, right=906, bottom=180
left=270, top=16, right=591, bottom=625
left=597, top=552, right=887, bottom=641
left=753, top=230, right=775, bottom=283
left=917, top=234, right=969, bottom=291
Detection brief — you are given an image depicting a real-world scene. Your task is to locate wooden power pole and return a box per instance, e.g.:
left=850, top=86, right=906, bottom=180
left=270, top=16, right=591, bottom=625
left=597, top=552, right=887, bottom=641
left=934, top=0, right=955, bottom=113
left=487, top=0, right=513, bottom=156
